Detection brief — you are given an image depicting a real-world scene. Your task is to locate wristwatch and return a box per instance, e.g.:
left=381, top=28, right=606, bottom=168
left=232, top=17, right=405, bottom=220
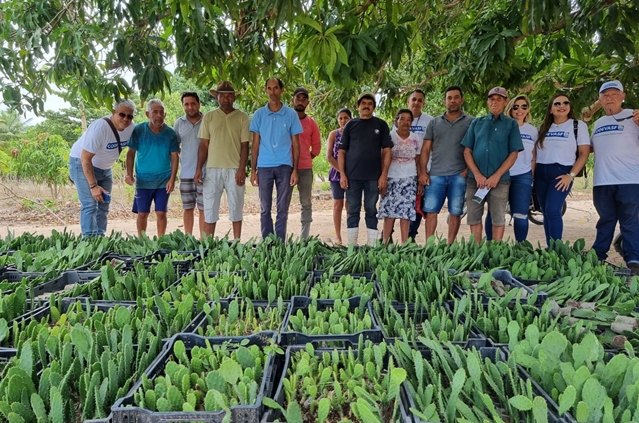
left=568, top=172, right=576, bottom=180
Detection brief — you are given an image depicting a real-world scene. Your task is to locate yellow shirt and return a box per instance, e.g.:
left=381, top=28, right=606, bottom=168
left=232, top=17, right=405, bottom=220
left=198, top=108, right=250, bottom=169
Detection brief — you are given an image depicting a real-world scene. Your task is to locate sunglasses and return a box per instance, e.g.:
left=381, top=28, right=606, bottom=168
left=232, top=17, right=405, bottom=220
left=512, top=104, right=529, bottom=110
left=553, top=101, right=571, bottom=107
left=118, top=112, right=135, bottom=120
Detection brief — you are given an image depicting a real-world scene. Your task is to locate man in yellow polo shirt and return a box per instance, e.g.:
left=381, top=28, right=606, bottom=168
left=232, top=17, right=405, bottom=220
left=194, top=81, right=250, bottom=239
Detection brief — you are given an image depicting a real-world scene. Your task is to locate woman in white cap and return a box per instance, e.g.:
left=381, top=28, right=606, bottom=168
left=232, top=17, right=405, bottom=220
left=534, top=94, right=590, bottom=247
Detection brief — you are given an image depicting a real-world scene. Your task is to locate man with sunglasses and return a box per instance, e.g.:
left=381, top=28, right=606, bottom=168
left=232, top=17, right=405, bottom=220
left=68, top=100, right=136, bottom=236
left=590, top=80, right=639, bottom=275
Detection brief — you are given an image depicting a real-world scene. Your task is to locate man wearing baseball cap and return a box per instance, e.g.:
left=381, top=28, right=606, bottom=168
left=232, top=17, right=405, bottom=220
left=195, top=80, right=250, bottom=239
left=292, top=87, right=321, bottom=239
left=338, top=91, right=393, bottom=245
left=590, top=80, right=639, bottom=275
left=461, top=86, right=523, bottom=243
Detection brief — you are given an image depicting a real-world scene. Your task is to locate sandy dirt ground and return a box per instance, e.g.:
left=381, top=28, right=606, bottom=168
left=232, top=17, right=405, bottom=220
left=0, top=183, right=624, bottom=266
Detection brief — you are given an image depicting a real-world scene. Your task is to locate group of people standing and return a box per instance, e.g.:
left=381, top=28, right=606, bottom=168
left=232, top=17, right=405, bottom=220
left=67, top=78, right=639, bottom=274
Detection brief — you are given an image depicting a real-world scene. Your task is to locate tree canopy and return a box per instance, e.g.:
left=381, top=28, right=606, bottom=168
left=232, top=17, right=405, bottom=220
left=1, top=0, right=637, bottom=120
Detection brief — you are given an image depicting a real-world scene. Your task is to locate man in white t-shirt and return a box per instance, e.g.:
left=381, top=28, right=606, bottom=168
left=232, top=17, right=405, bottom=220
left=403, top=89, right=433, bottom=240
left=590, top=80, right=639, bottom=275
left=68, top=100, right=136, bottom=236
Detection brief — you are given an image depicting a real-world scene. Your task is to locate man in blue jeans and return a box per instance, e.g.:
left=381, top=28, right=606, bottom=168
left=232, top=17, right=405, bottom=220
left=338, top=92, right=392, bottom=246
left=418, top=86, right=473, bottom=244
left=68, top=100, right=136, bottom=236
left=250, top=78, right=303, bottom=240
left=591, top=80, right=639, bottom=275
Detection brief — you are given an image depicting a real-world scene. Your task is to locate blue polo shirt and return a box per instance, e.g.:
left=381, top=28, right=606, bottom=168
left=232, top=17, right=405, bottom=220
left=249, top=103, right=303, bottom=168
left=461, top=113, right=523, bottom=181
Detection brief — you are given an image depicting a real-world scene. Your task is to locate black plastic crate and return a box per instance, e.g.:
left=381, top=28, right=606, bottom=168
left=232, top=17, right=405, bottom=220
left=74, top=252, right=143, bottom=271
left=261, top=344, right=410, bottom=423
left=0, top=269, right=48, bottom=283
left=402, top=346, right=562, bottom=423
left=372, top=301, right=487, bottom=350
left=280, top=296, right=382, bottom=346
left=452, top=269, right=547, bottom=307
left=191, top=299, right=289, bottom=338
left=158, top=271, right=242, bottom=303
left=108, top=332, right=278, bottom=423
left=138, top=248, right=202, bottom=273
left=31, top=270, right=101, bottom=298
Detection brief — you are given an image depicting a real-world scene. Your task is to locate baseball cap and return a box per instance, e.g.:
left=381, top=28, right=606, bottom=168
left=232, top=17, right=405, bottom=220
left=599, top=80, right=624, bottom=94
left=293, top=87, right=309, bottom=97
left=487, top=86, right=508, bottom=98
left=357, top=91, right=376, bottom=106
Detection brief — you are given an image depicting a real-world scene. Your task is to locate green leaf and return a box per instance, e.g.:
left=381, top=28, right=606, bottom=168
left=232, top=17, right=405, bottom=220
left=219, top=359, right=242, bottom=385
left=317, top=397, right=330, bottom=422
left=532, top=396, right=549, bottom=423
left=508, top=395, right=533, bottom=411
left=558, top=385, right=576, bottom=415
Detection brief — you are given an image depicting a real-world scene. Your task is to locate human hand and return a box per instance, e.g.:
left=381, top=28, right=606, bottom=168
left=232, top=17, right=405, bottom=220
left=461, top=168, right=469, bottom=178
left=417, top=184, right=424, bottom=196
left=474, top=174, right=487, bottom=189
left=166, top=180, right=175, bottom=193
left=633, top=109, right=639, bottom=125
left=555, top=174, right=573, bottom=192
left=378, top=175, right=388, bottom=196
left=250, top=172, right=259, bottom=187
left=419, top=173, right=430, bottom=187
left=485, top=175, right=500, bottom=189
left=290, top=170, right=298, bottom=186
left=340, top=176, right=349, bottom=190
left=91, top=185, right=108, bottom=202
left=235, top=169, right=246, bottom=186
left=124, top=174, right=134, bottom=186
left=194, top=169, right=203, bottom=186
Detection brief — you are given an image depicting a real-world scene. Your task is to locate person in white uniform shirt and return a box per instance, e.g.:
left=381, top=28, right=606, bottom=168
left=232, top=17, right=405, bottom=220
left=533, top=94, right=590, bottom=248
left=590, top=80, right=639, bottom=275
left=486, top=94, right=537, bottom=242
left=68, top=100, right=136, bottom=236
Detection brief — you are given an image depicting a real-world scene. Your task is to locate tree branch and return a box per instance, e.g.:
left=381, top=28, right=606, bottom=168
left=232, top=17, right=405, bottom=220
left=354, top=0, right=380, bottom=15
left=394, top=70, right=450, bottom=97
left=0, top=181, right=66, bottom=225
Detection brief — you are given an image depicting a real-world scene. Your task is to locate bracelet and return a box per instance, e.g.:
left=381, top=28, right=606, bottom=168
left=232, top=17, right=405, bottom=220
left=567, top=173, right=574, bottom=180
left=89, top=183, right=98, bottom=189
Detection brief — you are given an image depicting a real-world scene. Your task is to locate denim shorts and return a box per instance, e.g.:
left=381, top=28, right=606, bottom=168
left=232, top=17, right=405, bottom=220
left=423, top=173, right=467, bottom=216
left=330, top=181, right=345, bottom=200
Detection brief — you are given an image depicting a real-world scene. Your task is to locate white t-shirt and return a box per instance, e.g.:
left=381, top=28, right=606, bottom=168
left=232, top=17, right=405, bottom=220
left=394, top=113, right=433, bottom=169
left=510, top=123, right=537, bottom=176
left=590, top=109, right=639, bottom=186
left=70, top=117, right=135, bottom=169
left=388, top=130, right=420, bottom=179
left=535, top=119, right=589, bottom=166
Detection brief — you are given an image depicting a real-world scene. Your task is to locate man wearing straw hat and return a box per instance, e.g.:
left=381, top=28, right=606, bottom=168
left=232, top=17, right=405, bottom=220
left=195, top=81, right=250, bottom=239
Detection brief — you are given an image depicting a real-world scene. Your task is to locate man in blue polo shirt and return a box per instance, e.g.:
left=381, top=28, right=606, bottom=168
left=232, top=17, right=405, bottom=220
left=250, top=77, right=303, bottom=240
left=461, top=86, right=523, bottom=243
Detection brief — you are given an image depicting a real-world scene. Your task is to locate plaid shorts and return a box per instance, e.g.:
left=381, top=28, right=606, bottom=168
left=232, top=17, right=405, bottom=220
left=179, top=178, right=204, bottom=210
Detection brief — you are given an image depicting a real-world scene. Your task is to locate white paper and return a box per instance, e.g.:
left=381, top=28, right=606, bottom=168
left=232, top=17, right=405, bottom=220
left=472, top=187, right=490, bottom=204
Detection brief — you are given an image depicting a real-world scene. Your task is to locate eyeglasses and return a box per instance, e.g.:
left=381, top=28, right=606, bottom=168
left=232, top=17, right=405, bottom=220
left=553, top=101, right=571, bottom=107
left=118, top=112, right=135, bottom=120
left=512, top=104, right=529, bottom=110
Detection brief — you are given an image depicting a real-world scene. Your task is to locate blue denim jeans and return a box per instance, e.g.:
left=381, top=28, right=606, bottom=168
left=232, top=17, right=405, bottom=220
left=592, top=184, right=639, bottom=264
left=68, top=156, right=113, bottom=236
left=345, top=180, right=379, bottom=230
left=486, top=170, right=533, bottom=242
left=534, top=163, right=572, bottom=247
left=257, top=165, right=293, bottom=240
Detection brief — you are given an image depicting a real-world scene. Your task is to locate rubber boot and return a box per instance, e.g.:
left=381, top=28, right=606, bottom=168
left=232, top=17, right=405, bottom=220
left=347, top=227, right=359, bottom=246
left=367, top=229, right=379, bottom=246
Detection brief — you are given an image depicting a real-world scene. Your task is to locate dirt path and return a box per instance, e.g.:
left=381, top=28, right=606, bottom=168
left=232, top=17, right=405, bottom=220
left=0, top=192, right=624, bottom=266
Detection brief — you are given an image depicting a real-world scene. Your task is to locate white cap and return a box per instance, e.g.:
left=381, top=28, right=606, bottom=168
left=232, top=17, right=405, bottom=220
left=599, top=80, right=624, bottom=94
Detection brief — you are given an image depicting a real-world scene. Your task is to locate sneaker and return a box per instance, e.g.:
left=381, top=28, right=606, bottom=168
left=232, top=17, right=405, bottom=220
left=628, top=262, right=639, bottom=276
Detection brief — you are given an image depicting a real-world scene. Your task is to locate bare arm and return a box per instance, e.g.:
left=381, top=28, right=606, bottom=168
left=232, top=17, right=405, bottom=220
left=166, top=151, right=179, bottom=193
left=378, top=147, right=392, bottom=196
left=290, top=134, right=300, bottom=185
left=81, top=149, right=108, bottom=201
left=326, top=131, right=339, bottom=169
left=194, top=138, right=209, bottom=186
left=236, top=142, right=249, bottom=186
left=338, top=149, right=348, bottom=189
left=418, top=140, right=432, bottom=185
left=464, top=147, right=488, bottom=188
left=125, top=148, right=136, bottom=186
left=250, top=132, right=260, bottom=186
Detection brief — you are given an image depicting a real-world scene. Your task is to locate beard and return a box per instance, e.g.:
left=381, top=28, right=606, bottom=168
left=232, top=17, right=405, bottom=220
left=294, top=105, right=306, bottom=112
